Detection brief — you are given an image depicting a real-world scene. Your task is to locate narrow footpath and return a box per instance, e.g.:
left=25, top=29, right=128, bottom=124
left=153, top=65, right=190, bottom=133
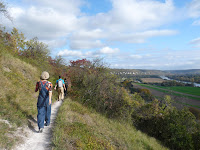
left=15, top=101, right=62, bottom=150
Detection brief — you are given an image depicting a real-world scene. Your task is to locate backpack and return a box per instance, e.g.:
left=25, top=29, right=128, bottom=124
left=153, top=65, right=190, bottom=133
left=58, top=80, right=63, bottom=88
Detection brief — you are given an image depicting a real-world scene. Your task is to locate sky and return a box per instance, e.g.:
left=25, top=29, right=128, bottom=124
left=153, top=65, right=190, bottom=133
left=1, top=0, right=200, bottom=70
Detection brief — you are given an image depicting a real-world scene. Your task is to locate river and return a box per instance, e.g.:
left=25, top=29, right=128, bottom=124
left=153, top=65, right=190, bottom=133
left=160, top=76, right=200, bottom=87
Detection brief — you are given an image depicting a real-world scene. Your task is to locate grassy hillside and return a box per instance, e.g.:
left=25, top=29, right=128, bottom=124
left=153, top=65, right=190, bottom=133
left=0, top=52, right=58, bottom=149
left=52, top=98, right=168, bottom=150
left=0, top=52, right=40, bottom=149
left=0, top=53, right=168, bottom=150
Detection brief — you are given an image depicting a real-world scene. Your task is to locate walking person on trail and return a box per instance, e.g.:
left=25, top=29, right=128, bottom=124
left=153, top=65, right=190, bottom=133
left=54, top=76, right=66, bottom=101
left=64, top=78, right=68, bottom=97
left=35, top=71, right=52, bottom=133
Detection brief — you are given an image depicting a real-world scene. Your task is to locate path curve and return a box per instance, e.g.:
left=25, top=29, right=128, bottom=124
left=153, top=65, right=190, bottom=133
left=15, top=101, right=62, bottom=150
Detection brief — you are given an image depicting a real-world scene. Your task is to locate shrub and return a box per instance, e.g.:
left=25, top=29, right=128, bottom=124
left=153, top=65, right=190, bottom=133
left=68, top=59, right=134, bottom=121
left=133, top=101, right=198, bottom=150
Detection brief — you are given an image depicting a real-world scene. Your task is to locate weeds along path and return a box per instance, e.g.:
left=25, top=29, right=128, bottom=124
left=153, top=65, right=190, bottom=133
left=15, top=100, right=63, bottom=150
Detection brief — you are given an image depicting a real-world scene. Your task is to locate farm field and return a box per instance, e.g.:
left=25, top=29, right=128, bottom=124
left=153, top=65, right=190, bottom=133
left=133, top=83, right=200, bottom=110
left=136, top=83, right=200, bottom=101
left=141, top=78, right=164, bottom=83
left=152, top=86, right=200, bottom=97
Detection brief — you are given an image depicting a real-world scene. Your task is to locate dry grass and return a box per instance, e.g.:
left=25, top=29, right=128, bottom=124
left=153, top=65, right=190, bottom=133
left=0, top=53, right=40, bottom=149
left=0, top=52, right=58, bottom=149
left=53, top=98, right=168, bottom=150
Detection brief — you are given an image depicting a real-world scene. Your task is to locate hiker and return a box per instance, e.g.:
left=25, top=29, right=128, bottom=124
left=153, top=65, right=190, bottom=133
left=54, top=76, right=66, bottom=101
left=35, top=71, right=52, bottom=133
left=64, top=78, right=68, bottom=97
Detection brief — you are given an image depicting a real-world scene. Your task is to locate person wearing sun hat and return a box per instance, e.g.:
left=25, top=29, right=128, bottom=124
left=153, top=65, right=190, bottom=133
left=35, top=71, right=53, bottom=133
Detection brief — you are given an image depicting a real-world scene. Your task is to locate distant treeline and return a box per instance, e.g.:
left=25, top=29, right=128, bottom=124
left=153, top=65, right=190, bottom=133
left=167, top=75, right=200, bottom=84
left=151, top=80, right=195, bottom=87
left=118, top=75, right=160, bottom=79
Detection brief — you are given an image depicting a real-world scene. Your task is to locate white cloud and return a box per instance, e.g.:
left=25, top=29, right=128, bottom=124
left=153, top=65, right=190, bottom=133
left=190, top=37, right=200, bottom=47
left=57, top=49, right=82, bottom=57
left=3, top=0, right=199, bottom=70
left=89, top=0, right=175, bottom=31
left=57, top=46, right=120, bottom=59
left=70, top=40, right=104, bottom=49
left=34, top=0, right=83, bottom=15
left=99, top=47, right=120, bottom=54
left=130, top=54, right=143, bottom=59
left=4, top=0, right=84, bottom=41
left=9, top=7, right=24, bottom=18
left=109, top=29, right=177, bottom=43
left=68, top=0, right=177, bottom=48
left=192, top=19, right=200, bottom=25
left=187, top=0, right=200, bottom=18
left=3, top=0, right=179, bottom=50
left=109, top=48, right=200, bottom=70
left=42, top=38, right=67, bottom=49
left=70, top=29, right=105, bottom=40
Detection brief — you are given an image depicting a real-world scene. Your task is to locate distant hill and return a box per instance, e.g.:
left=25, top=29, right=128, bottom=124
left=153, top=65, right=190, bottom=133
left=164, top=69, right=200, bottom=75
left=110, top=69, right=166, bottom=75
left=110, top=69, right=200, bottom=76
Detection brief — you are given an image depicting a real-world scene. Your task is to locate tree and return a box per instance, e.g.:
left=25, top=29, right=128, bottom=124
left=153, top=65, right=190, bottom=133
left=0, top=1, right=12, bottom=21
left=24, top=37, right=49, bottom=59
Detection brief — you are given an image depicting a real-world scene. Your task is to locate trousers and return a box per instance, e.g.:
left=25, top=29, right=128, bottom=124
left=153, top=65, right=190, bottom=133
left=37, top=81, right=51, bottom=129
left=37, top=104, right=51, bottom=128
left=58, top=87, right=64, bottom=100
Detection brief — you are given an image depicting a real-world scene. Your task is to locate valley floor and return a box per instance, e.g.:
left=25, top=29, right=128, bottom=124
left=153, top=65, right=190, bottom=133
left=132, top=83, right=200, bottom=110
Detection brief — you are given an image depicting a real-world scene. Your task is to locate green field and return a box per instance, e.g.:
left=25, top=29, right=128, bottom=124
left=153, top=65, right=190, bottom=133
left=136, top=83, right=200, bottom=101
left=154, top=86, right=200, bottom=97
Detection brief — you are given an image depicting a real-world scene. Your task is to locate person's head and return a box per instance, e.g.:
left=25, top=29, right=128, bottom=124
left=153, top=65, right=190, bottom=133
left=59, top=76, right=61, bottom=79
left=64, top=78, right=66, bottom=80
left=40, top=71, right=49, bottom=80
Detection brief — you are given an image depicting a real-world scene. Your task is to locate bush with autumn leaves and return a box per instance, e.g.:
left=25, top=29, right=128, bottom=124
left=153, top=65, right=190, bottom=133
left=67, top=59, right=137, bottom=121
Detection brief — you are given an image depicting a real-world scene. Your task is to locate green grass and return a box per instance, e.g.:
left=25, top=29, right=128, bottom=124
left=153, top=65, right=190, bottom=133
left=0, top=121, right=19, bottom=150
left=154, top=86, right=200, bottom=97
left=52, top=98, right=168, bottom=150
left=136, top=83, right=200, bottom=101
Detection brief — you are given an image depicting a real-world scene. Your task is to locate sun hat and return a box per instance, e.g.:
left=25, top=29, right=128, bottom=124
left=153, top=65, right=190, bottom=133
left=40, top=71, right=49, bottom=80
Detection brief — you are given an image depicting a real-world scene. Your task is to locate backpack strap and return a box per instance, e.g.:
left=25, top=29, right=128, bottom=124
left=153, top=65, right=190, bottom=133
left=40, top=81, right=48, bottom=88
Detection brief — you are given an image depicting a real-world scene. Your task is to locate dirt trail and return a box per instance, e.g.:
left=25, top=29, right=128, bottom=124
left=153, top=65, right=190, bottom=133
left=15, top=101, right=62, bottom=150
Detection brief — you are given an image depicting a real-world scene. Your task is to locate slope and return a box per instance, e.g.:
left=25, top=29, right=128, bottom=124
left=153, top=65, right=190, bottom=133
left=52, top=98, right=168, bottom=150
left=0, top=52, right=41, bottom=149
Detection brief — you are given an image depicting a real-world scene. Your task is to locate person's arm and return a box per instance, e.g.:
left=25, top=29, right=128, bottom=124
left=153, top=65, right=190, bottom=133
left=54, top=84, right=57, bottom=90
left=49, top=83, right=53, bottom=105
left=54, top=80, right=57, bottom=90
left=63, top=80, right=66, bottom=90
left=35, top=82, right=39, bottom=92
left=49, top=91, right=52, bottom=105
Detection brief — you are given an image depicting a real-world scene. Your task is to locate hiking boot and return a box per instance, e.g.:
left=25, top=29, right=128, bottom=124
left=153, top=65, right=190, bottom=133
left=45, top=123, right=50, bottom=126
left=39, top=128, right=43, bottom=133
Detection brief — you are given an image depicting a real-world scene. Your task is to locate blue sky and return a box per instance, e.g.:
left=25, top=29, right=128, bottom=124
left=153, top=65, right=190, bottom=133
left=2, top=0, right=200, bottom=70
